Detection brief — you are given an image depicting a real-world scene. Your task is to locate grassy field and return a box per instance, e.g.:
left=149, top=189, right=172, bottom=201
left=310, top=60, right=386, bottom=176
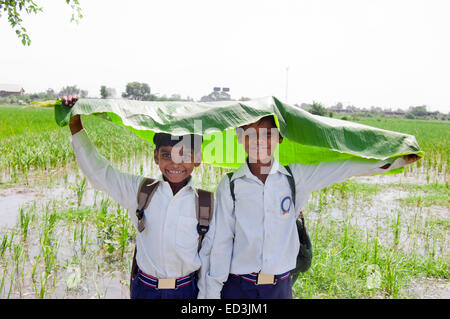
left=0, top=104, right=448, bottom=298
left=0, top=105, right=152, bottom=184
left=357, top=118, right=449, bottom=178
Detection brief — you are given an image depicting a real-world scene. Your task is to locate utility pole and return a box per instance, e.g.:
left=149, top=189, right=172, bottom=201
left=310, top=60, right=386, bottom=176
left=285, top=66, right=289, bottom=103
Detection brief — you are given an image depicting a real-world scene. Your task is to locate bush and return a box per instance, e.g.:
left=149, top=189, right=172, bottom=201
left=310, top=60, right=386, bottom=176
left=308, top=101, right=327, bottom=116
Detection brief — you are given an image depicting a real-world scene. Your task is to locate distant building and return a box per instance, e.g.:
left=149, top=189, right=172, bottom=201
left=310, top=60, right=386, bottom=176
left=200, top=87, right=232, bottom=102
left=0, top=84, right=25, bottom=97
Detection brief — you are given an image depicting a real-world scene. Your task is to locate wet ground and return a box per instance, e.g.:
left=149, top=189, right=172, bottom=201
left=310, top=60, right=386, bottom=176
left=0, top=163, right=448, bottom=299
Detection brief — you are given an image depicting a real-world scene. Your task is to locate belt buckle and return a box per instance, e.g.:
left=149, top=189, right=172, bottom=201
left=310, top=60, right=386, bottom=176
left=157, top=278, right=176, bottom=289
left=256, top=273, right=275, bottom=285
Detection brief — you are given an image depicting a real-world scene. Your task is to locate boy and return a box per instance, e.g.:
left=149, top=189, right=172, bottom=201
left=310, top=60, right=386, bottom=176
left=62, top=95, right=215, bottom=299
left=206, top=115, right=420, bottom=299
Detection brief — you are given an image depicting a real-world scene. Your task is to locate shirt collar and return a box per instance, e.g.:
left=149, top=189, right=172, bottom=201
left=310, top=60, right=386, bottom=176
left=155, top=174, right=198, bottom=196
left=229, top=157, right=290, bottom=181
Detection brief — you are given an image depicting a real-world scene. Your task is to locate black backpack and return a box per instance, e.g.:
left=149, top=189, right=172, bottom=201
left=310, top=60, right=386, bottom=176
left=130, top=177, right=214, bottom=290
left=226, top=165, right=312, bottom=283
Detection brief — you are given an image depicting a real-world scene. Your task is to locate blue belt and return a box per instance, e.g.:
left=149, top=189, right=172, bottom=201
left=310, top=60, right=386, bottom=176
left=137, top=269, right=194, bottom=289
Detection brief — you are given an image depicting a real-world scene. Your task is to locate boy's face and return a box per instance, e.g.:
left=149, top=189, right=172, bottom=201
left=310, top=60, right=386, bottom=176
left=154, top=144, right=201, bottom=184
left=238, top=117, right=283, bottom=164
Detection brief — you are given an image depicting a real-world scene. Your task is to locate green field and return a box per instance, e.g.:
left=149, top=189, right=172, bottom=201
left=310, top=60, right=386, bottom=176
left=357, top=118, right=449, bottom=175
left=0, top=104, right=448, bottom=298
left=0, top=105, right=153, bottom=183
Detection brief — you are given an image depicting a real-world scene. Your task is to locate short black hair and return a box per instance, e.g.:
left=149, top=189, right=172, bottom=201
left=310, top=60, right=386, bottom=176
left=153, top=133, right=203, bottom=153
left=256, top=115, right=277, bottom=128
left=240, top=115, right=278, bottom=130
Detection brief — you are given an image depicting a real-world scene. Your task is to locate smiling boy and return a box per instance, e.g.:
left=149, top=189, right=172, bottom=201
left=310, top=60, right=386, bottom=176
left=207, top=115, right=420, bottom=299
left=63, top=95, right=214, bottom=299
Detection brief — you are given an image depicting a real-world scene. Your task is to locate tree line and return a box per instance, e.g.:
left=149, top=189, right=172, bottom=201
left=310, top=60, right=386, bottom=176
left=299, top=101, right=449, bottom=121
left=1, top=82, right=447, bottom=121
left=0, top=82, right=193, bottom=104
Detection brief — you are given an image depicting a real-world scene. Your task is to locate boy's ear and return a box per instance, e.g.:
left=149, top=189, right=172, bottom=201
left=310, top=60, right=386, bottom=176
left=153, top=149, right=159, bottom=164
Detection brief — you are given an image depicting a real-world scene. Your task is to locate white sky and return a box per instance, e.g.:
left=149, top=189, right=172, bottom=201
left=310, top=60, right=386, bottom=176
left=1, top=0, right=449, bottom=113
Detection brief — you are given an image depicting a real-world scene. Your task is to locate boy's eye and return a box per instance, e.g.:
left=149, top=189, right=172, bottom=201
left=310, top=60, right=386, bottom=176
left=161, top=152, right=171, bottom=159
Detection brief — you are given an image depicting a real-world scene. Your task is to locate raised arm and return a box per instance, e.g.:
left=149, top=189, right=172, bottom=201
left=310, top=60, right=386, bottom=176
left=62, top=95, right=143, bottom=213
left=290, top=154, right=420, bottom=194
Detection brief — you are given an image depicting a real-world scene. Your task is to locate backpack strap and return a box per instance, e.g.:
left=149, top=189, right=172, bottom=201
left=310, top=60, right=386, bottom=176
left=131, top=177, right=159, bottom=289
left=226, top=172, right=236, bottom=203
left=135, top=177, right=160, bottom=233
left=196, top=189, right=214, bottom=252
left=284, top=165, right=307, bottom=245
left=227, top=167, right=295, bottom=207
left=283, top=165, right=296, bottom=207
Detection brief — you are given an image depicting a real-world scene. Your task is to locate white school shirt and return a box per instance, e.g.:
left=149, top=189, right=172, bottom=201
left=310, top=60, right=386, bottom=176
left=206, top=157, right=406, bottom=298
left=70, top=129, right=215, bottom=298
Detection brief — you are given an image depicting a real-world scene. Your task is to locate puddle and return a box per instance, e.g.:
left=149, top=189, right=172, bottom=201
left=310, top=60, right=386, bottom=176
left=5, top=269, right=131, bottom=299
left=358, top=169, right=448, bottom=185
left=402, top=277, right=450, bottom=299
left=0, top=182, right=98, bottom=230
left=0, top=155, right=447, bottom=299
left=307, top=177, right=449, bottom=258
left=0, top=188, right=43, bottom=228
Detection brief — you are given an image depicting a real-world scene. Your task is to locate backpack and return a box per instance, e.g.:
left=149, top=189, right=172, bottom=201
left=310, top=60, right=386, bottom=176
left=130, top=177, right=214, bottom=290
left=226, top=165, right=313, bottom=283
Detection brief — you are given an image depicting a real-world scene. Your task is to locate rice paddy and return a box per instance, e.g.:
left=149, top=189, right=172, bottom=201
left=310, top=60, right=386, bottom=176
left=0, top=104, right=448, bottom=298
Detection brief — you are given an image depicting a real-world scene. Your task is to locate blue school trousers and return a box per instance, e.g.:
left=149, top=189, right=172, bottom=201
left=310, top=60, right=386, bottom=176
left=221, top=272, right=292, bottom=299
left=130, top=269, right=198, bottom=299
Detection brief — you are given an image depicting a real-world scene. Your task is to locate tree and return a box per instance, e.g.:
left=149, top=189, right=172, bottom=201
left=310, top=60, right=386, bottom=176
left=200, top=89, right=231, bottom=102
left=46, top=88, right=56, bottom=98
left=370, top=106, right=383, bottom=114
left=0, top=0, right=82, bottom=46
left=345, top=105, right=358, bottom=113
left=58, top=85, right=87, bottom=97
left=59, top=85, right=80, bottom=96
left=100, top=86, right=108, bottom=99
left=408, top=105, right=428, bottom=117
left=308, top=101, right=327, bottom=116
left=100, top=86, right=116, bottom=99
left=122, top=82, right=153, bottom=101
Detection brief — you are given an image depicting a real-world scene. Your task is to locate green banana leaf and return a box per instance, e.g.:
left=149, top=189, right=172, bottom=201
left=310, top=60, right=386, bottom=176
left=54, top=97, right=423, bottom=169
